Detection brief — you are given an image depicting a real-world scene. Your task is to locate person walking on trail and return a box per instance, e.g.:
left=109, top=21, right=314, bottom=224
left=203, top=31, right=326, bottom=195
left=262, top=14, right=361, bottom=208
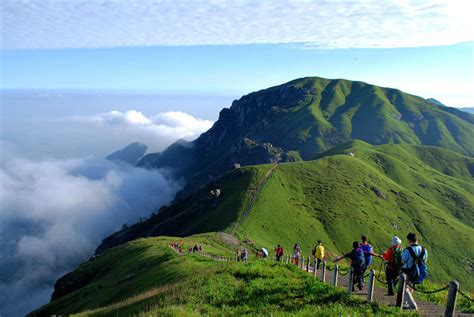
left=381, top=236, right=403, bottom=296
left=293, top=243, right=302, bottom=266
left=334, top=241, right=366, bottom=291
left=275, top=244, right=284, bottom=262
left=360, top=235, right=379, bottom=283
left=241, top=247, right=248, bottom=262
left=360, top=235, right=378, bottom=268
left=311, top=240, right=325, bottom=270
left=401, top=232, right=428, bottom=310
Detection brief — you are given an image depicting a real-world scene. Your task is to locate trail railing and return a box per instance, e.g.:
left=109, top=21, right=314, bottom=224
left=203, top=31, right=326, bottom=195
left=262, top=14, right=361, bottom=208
left=190, top=247, right=472, bottom=316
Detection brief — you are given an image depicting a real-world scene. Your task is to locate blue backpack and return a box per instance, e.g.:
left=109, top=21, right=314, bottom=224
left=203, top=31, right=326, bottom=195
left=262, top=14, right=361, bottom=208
left=407, top=246, right=428, bottom=284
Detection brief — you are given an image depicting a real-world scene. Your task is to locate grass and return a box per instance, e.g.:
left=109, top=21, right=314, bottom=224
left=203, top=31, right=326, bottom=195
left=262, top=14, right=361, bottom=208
left=32, top=236, right=415, bottom=316
left=235, top=142, right=474, bottom=287
left=33, top=142, right=473, bottom=316
left=99, top=142, right=474, bottom=288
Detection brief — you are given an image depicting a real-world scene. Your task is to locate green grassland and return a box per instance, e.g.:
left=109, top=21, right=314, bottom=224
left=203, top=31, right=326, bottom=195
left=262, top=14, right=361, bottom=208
left=235, top=142, right=474, bottom=286
left=99, top=142, right=473, bottom=287
left=33, top=142, right=473, bottom=316
left=31, top=235, right=414, bottom=317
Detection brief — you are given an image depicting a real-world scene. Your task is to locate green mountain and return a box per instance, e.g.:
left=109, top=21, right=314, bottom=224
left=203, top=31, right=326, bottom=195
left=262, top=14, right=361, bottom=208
left=138, top=77, right=474, bottom=194
left=30, top=78, right=474, bottom=316
left=32, top=142, right=474, bottom=316
left=98, top=142, right=474, bottom=286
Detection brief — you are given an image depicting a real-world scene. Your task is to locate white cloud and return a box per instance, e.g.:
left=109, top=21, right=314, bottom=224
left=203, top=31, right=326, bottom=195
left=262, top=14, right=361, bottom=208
left=0, top=155, right=182, bottom=316
left=1, top=0, right=472, bottom=50
left=75, top=110, right=213, bottom=152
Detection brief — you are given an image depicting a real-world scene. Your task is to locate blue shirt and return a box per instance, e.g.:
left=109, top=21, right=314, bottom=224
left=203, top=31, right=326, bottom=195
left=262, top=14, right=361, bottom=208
left=360, top=243, right=373, bottom=266
left=402, top=244, right=428, bottom=269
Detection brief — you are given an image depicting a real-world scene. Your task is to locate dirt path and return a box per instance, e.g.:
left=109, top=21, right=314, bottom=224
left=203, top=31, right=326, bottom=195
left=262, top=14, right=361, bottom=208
left=305, top=265, right=471, bottom=317
left=231, top=163, right=278, bottom=234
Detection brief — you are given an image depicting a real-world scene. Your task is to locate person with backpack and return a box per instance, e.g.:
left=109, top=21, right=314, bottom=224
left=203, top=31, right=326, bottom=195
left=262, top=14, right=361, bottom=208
left=381, top=236, right=403, bottom=296
left=311, top=240, right=325, bottom=270
left=401, top=232, right=428, bottom=310
left=334, top=241, right=366, bottom=291
left=293, top=243, right=301, bottom=266
left=275, top=244, right=284, bottom=262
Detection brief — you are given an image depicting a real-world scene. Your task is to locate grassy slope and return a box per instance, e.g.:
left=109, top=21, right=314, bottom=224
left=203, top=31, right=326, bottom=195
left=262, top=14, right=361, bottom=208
left=244, top=77, right=474, bottom=158
left=32, top=235, right=411, bottom=317
left=237, top=142, right=474, bottom=286
left=98, top=143, right=473, bottom=287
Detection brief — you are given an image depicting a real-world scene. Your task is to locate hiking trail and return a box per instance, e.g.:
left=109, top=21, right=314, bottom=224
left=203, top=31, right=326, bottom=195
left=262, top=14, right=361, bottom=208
left=231, top=163, right=278, bottom=234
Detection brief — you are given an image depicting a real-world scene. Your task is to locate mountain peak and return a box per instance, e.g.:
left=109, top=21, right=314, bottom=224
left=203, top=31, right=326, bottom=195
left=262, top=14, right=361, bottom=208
left=106, top=142, right=148, bottom=165
left=137, top=77, right=474, bottom=194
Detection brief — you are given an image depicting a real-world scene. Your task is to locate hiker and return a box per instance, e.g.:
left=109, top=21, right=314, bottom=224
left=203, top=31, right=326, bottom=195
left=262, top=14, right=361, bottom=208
left=275, top=244, right=284, bottom=262
left=236, top=248, right=241, bottom=261
left=401, top=232, right=428, bottom=310
left=360, top=235, right=378, bottom=268
left=381, top=236, right=403, bottom=296
left=241, top=248, right=248, bottom=262
left=198, top=245, right=202, bottom=252
left=334, top=241, right=366, bottom=291
left=293, top=243, right=301, bottom=266
left=360, top=235, right=379, bottom=283
left=311, top=240, right=325, bottom=270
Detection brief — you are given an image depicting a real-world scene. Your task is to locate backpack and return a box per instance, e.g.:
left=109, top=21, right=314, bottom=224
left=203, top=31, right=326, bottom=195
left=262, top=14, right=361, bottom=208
left=352, top=248, right=366, bottom=272
left=406, top=246, right=428, bottom=284
left=391, top=246, right=403, bottom=271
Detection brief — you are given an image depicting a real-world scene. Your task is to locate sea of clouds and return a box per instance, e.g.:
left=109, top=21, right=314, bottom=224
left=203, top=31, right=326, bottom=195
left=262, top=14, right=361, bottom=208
left=0, top=108, right=214, bottom=316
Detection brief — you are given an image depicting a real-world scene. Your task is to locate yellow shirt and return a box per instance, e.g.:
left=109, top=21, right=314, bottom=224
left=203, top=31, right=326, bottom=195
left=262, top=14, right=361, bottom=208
left=316, top=244, right=325, bottom=259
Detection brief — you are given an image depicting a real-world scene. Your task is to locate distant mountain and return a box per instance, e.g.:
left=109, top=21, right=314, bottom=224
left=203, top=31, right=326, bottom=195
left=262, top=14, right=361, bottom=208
left=426, top=97, right=447, bottom=107
left=138, top=77, right=474, bottom=193
left=106, top=142, right=148, bottom=165
left=459, top=107, right=474, bottom=114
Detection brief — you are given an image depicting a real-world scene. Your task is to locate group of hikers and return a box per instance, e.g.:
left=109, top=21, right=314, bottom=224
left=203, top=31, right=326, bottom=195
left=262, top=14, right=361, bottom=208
left=170, top=241, right=185, bottom=253
left=170, top=241, right=203, bottom=254
left=271, top=233, right=428, bottom=310
left=189, top=244, right=203, bottom=253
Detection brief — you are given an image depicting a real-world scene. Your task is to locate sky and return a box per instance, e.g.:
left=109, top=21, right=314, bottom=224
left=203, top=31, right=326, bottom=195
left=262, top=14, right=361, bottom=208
left=0, top=1, right=473, bottom=316
left=1, top=0, right=474, bottom=107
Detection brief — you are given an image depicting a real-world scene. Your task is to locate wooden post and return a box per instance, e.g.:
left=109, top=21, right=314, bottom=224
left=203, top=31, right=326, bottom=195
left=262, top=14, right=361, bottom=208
left=320, top=261, right=326, bottom=282
left=396, top=273, right=407, bottom=309
left=445, top=280, right=459, bottom=317
left=366, top=269, right=375, bottom=302
left=313, top=258, right=317, bottom=275
left=301, top=256, right=305, bottom=269
left=333, top=265, right=339, bottom=287
left=306, top=257, right=310, bottom=272
left=347, top=268, right=353, bottom=294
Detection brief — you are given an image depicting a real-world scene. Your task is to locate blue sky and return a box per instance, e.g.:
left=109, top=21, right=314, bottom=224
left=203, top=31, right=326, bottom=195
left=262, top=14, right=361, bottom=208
left=1, top=0, right=473, bottom=106
left=2, top=43, right=473, bottom=107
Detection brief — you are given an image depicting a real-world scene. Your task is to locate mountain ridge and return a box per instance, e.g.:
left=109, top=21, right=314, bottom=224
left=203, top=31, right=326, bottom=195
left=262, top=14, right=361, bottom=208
left=137, top=77, right=474, bottom=195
